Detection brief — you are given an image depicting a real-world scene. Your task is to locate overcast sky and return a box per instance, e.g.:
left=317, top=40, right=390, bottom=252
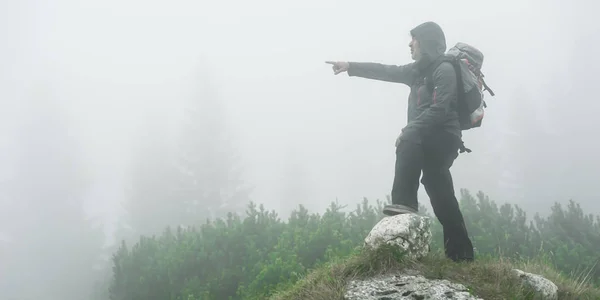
left=1, top=0, right=598, bottom=228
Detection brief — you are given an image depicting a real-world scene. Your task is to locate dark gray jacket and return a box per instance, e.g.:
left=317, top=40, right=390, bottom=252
left=347, top=22, right=461, bottom=144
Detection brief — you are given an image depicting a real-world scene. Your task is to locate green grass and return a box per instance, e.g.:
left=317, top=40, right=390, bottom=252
left=269, top=245, right=600, bottom=300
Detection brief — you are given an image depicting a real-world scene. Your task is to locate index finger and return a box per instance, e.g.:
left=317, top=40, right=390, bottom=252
left=325, top=61, right=336, bottom=65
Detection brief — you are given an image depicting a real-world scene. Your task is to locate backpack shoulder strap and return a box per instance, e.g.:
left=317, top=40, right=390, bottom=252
left=425, top=56, right=462, bottom=94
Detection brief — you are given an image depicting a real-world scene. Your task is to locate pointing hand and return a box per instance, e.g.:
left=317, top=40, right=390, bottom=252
left=325, top=61, right=349, bottom=75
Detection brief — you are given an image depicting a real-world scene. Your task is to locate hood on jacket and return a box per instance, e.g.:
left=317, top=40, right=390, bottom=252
left=410, top=21, right=447, bottom=70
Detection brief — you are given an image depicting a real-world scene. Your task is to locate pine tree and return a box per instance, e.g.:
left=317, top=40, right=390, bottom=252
left=123, top=110, right=180, bottom=238
left=171, top=70, right=251, bottom=224
left=123, top=69, right=250, bottom=239
left=3, top=84, right=104, bottom=300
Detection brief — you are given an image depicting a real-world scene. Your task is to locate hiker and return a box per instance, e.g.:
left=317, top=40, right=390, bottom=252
left=326, top=21, right=475, bottom=262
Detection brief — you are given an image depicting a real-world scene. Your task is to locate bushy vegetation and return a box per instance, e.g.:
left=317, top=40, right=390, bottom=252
left=441, top=190, right=600, bottom=283
left=107, top=189, right=600, bottom=300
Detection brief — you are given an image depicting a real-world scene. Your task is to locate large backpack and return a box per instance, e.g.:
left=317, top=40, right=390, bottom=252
left=426, top=42, right=495, bottom=131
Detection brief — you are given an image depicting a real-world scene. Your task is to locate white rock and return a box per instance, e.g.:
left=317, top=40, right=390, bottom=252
left=364, top=214, right=432, bottom=260
left=512, top=269, right=558, bottom=300
left=345, top=273, right=483, bottom=300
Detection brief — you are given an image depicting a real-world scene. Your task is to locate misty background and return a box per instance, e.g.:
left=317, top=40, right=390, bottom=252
left=0, top=0, right=598, bottom=299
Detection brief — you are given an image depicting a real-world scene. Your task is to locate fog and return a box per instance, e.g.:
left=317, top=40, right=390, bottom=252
left=1, top=0, right=598, bottom=299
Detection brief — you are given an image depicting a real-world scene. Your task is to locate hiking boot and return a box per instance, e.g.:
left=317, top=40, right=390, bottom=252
left=382, top=204, right=418, bottom=216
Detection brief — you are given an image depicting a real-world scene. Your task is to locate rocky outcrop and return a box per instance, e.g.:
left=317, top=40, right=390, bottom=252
left=348, top=214, right=561, bottom=300
left=364, top=214, right=431, bottom=260
left=345, top=273, right=483, bottom=300
left=354, top=214, right=478, bottom=299
left=512, top=269, right=558, bottom=300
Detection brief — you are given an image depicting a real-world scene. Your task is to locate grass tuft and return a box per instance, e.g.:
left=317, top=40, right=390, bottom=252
left=269, top=246, right=600, bottom=300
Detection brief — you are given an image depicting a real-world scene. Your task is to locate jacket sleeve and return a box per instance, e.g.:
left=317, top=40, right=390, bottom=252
left=347, top=62, right=416, bottom=85
left=402, top=61, right=457, bottom=135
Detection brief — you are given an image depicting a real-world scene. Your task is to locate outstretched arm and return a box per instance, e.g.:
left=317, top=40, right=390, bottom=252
left=401, top=62, right=457, bottom=136
left=347, top=62, right=417, bottom=85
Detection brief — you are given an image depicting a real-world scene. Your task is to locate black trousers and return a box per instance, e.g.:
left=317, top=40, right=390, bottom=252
left=391, top=131, right=474, bottom=262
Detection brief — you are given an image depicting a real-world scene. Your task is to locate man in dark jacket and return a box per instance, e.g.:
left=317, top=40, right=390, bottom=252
left=326, top=21, right=474, bottom=262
